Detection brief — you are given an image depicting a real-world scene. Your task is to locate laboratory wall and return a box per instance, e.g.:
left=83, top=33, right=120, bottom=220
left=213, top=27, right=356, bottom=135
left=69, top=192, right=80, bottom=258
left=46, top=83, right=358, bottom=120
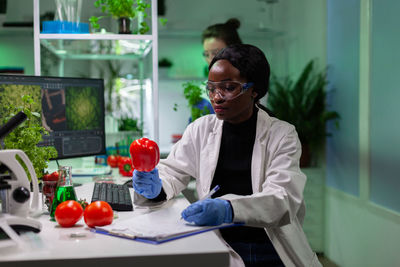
left=369, top=0, right=400, bottom=213
left=4, top=1, right=400, bottom=266
left=325, top=0, right=400, bottom=266
left=326, top=0, right=360, bottom=196
left=0, top=0, right=90, bottom=76
left=0, top=35, right=33, bottom=74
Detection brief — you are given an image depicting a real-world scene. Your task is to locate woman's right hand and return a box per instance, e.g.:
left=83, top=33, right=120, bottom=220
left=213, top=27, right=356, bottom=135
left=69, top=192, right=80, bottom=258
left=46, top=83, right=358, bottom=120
left=181, top=198, right=233, bottom=226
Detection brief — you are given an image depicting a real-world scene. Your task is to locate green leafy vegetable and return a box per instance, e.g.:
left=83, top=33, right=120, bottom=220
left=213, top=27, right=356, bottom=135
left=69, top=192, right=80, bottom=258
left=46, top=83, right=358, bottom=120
left=1, top=95, right=58, bottom=181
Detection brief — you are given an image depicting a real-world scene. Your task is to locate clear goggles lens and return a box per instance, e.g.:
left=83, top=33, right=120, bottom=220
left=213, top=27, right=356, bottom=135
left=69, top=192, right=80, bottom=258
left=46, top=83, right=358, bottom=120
left=206, top=81, right=254, bottom=100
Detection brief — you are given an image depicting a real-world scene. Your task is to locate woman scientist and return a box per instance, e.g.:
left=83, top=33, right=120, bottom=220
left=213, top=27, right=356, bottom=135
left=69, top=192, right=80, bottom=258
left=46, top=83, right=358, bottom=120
left=132, top=44, right=322, bottom=267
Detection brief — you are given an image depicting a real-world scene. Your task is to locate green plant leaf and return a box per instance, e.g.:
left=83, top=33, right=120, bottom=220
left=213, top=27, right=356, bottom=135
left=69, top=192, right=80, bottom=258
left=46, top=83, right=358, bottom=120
left=159, top=18, right=168, bottom=26
left=139, top=21, right=150, bottom=34
left=181, top=81, right=210, bottom=121
left=267, top=60, right=340, bottom=149
left=2, top=95, right=58, bottom=180
left=31, top=112, right=40, bottom=118
left=90, top=0, right=150, bottom=30
left=89, top=16, right=100, bottom=29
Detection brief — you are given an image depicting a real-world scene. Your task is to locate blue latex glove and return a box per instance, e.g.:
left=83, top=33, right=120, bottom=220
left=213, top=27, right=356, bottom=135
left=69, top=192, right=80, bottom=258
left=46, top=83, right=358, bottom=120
left=132, top=168, right=162, bottom=199
left=181, top=198, right=233, bottom=226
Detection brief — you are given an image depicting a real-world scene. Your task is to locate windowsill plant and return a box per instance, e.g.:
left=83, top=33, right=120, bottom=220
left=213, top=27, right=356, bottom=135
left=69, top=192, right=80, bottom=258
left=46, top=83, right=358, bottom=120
left=267, top=60, right=340, bottom=167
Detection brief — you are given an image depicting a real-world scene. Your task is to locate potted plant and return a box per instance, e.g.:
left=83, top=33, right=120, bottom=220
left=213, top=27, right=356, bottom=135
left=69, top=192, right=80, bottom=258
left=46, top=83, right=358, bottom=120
left=177, top=81, right=213, bottom=122
left=118, top=117, right=141, bottom=133
left=89, top=0, right=150, bottom=34
left=0, top=95, right=58, bottom=181
left=267, top=60, right=340, bottom=167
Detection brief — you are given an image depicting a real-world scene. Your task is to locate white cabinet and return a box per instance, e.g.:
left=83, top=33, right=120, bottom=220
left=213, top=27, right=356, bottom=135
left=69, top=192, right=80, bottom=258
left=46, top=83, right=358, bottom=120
left=32, top=0, right=159, bottom=142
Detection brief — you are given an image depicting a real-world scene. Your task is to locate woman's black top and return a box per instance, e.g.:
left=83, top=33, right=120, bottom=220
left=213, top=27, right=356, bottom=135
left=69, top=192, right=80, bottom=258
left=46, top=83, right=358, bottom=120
left=210, top=108, right=280, bottom=251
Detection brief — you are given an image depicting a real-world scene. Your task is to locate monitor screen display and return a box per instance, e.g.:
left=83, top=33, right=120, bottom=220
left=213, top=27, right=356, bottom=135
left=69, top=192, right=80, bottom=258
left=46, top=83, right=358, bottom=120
left=0, top=74, right=106, bottom=159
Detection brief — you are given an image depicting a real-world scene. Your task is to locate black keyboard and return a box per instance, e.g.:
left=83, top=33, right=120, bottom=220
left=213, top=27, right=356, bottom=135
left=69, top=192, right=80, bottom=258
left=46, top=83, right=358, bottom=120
left=91, top=182, right=133, bottom=211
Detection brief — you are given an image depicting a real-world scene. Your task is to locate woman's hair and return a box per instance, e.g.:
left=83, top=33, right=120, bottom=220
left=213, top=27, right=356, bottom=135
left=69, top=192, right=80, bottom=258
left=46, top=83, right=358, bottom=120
left=201, top=18, right=242, bottom=46
left=209, top=44, right=270, bottom=103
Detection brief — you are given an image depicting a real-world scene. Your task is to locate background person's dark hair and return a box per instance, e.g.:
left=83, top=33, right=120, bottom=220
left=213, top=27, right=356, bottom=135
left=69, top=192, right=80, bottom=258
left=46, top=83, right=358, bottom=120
left=201, top=18, right=243, bottom=45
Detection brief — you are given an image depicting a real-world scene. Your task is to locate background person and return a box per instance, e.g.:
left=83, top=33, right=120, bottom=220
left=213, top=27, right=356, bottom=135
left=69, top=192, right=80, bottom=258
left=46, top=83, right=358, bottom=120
left=202, top=18, right=243, bottom=65
left=132, top=44, right=321, bottom=267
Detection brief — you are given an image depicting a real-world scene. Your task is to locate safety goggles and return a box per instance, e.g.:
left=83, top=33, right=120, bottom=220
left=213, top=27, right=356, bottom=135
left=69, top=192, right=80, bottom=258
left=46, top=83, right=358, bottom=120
left=205, top=81, right=254, bottom=101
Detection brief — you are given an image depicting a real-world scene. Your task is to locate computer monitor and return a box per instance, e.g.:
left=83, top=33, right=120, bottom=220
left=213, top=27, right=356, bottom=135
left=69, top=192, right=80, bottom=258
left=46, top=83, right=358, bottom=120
left=0, top=74, right=106, bottom=159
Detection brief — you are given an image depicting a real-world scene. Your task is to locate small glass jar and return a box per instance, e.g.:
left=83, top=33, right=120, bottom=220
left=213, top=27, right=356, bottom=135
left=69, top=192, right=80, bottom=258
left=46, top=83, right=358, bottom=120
left=42, top=180, right=57, bottom=213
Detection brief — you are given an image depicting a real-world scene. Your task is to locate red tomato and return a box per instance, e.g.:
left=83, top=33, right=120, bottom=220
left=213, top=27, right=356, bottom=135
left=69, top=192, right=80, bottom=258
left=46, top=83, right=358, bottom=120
left=116, top=155, right=122, bottom=163
left=118, top=157, right=134, bottom=177
left=42, top=173, right=51, bottom=181
left=50, top=171, right=59, bottom=181
left=54, top=200, right=84, bottom=227
left=129, top=138, right=160, bottom=172
left=84, top=201, right=113, bottom=228
left=43, top=171, right=59, bottom=182
left=107, top=155, right=118, bottom=168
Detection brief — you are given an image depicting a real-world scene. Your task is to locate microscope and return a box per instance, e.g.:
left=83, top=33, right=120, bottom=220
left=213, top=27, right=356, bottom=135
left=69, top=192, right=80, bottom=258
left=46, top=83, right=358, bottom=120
left=0, top=111, right=42, bottom=249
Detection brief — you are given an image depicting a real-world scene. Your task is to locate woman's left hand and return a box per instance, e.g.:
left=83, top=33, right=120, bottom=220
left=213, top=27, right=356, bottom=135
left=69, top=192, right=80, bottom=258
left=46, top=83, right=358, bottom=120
left=181, top=198, right=233, bottom=226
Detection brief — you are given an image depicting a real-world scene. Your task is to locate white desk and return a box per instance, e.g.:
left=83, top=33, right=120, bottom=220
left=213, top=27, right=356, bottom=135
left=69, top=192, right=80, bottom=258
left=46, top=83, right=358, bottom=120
left=0, top=180, right=230, bottom=267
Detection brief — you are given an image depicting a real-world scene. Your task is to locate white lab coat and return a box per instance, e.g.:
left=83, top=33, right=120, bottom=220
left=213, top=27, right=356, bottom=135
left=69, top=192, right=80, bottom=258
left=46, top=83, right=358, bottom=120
left=156, top=108, right=322, bottom=267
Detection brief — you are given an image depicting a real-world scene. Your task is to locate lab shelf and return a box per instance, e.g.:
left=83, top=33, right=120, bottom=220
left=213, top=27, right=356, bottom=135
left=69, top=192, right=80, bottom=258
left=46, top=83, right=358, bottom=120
left=39, top=33, right=154, bottom=40
left=40, top=38, right=152, bottom=60
left=33, top=0, right=160, bottom=143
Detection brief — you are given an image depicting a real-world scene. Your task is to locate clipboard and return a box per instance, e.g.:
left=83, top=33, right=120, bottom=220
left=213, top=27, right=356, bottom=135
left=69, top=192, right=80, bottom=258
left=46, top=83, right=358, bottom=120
left=93, top=222, right=242, bottom=244
left=92, top=200, right=243, bottom=244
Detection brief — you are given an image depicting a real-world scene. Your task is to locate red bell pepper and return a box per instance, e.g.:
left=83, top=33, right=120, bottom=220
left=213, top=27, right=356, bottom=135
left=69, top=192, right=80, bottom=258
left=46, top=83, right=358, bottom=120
left=107, top=155, right=118, bottom=168
left=119, top=157, right=134, bottom=177
left=129, top=138, right=160, bottom=172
